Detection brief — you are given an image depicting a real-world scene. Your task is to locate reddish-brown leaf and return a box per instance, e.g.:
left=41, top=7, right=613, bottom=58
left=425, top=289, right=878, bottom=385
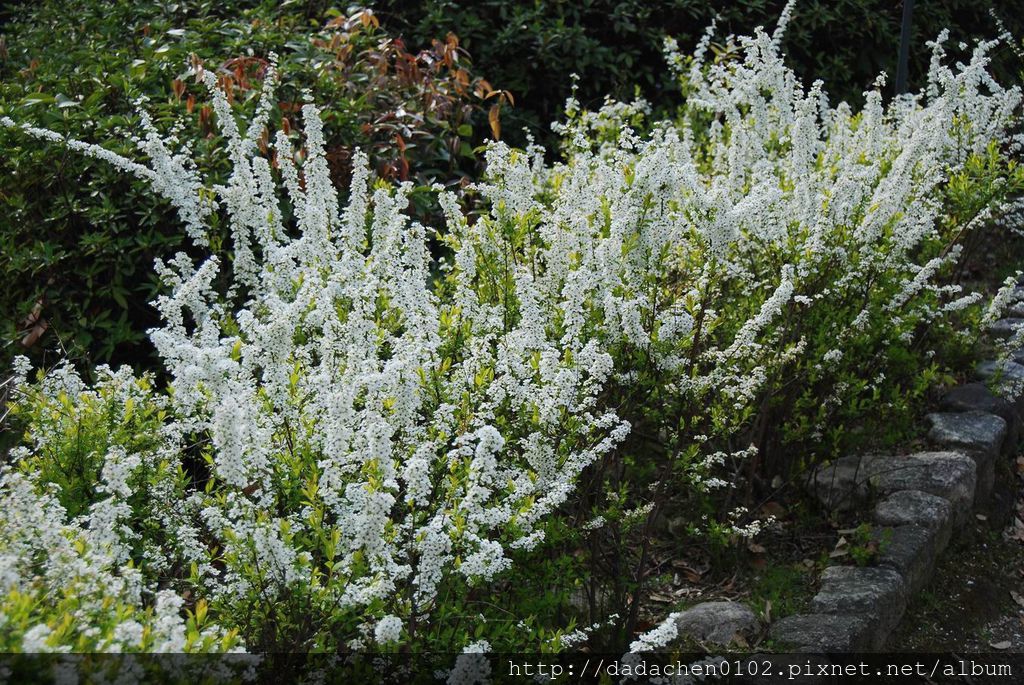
left=488, top=104, right=501, bottom=140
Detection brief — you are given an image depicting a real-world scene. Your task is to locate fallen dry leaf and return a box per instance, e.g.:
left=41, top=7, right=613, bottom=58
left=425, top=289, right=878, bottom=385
left=671, top=558, right=708, bottom=583
left=990, top=640, right=1012, bottom=650
left=20, top=319, right=48, bottom=348
left=829, top=536, right=850, bottom=557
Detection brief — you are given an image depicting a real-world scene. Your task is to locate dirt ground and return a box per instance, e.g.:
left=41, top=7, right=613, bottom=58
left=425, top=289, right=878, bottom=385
left=891, top=491, right=1024, bottom=652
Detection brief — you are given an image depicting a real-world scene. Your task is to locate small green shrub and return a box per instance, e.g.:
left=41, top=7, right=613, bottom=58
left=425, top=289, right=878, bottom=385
left=850, top=523, right=891, bottom=567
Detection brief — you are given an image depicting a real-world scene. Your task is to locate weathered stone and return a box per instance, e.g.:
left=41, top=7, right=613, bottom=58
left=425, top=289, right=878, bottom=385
left=977, top=358, right=1024, bottom=381
left=1007, top=301, right=1024, bottom=319
left=810, top=566, right=907, bottom=649
left=988, top=318, right=1024, bottom=341
left=939, top=383, right=1019, bottom=452
left=770, top=613, right=873, bottom=652
left=867, top=452, right=976, bottom=526
left=925, top=411, right=1005, bottom=500
left=873, top=490, right=953, bottom=553
left=672, top=601, right=759, bottom=646
left=807, top=455, right=884, bottom=512
left=809, top=451, right=975, bottom=520
left=926, top=411, right=1006, bottom=460
left=976, top=360, right=1024, bottom=407
left=871, top=524, right=938, bottom=595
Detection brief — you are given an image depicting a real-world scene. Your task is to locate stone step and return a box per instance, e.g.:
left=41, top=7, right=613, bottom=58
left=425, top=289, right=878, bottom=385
left=976, top=360, right=1024, bottom=410
left=925, top=411, right=1005, bottom=500
left=772, top=301, right=1024, bottom=655
left=808, top=566, right=907, bottom=650
left=1006, top=301, right=1024, bottom=319
left=671, top=601, right=759, bottom=646
left=873, top=489, right=953, bottom=553
left=870, top=524, right=938, bottom=596
left=809, top=452, right=976, bottom=525
left=770, top=613, right=873, bottom=652
left=988, top=317, right=1024, bottom=341
left=939, top=382, right=1019, bottom=449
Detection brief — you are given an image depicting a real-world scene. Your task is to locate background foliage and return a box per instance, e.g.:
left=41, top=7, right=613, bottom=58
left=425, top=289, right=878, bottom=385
left=375, top=0, right=1024, bottom=148
left=0, top=0, right=505, bottom=373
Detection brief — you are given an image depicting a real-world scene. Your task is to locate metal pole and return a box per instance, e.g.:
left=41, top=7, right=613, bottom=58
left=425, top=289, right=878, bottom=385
left=895, top=0, right=915, bottom=95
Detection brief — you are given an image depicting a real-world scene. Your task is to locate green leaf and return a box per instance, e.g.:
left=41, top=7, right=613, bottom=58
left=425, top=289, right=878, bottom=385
left=111, top=288, right=128, bottom=309
left=20, top=93, right=55, bottom=107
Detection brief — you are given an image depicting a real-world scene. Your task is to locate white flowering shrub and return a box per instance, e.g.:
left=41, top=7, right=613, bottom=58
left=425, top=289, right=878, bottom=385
left=3, top=3, right=1022, bottom=654
left=558, top=14, right=1021, bottom=635
left=3, top=57, right=633, bottom=652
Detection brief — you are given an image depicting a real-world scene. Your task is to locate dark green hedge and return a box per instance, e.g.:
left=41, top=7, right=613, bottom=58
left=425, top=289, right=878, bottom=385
left=376, top=0, right=1024, bottom=148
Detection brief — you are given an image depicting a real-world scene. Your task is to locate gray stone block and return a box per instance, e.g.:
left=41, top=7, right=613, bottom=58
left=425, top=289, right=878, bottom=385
left=977, top=358, right=1024, bottom=380
left=872, top=524, right=938, bottom=595
left=808, top=455, right=884, bottom=512
left=867, top=452, right=976, bottom=526
left=976, top=360, right=1024, bottom=407
left=939, top=383, right=1019, bottom=452
left=810, top=566, right=907, bottom=649
left=812, top=452, right=975, bottom=524
left=926, top=411, right=1006, bottom=460
left=925, top=411, right=1005, bottom=500
left=672, top=601, right=759, bottom=646
left=770, top=613, right=873, bottom=652
left=1006, top=301, right=1024, bottom=319
left=988, top=318, right=1024, bottom=341
left=873, top=490, right=953, bottom=553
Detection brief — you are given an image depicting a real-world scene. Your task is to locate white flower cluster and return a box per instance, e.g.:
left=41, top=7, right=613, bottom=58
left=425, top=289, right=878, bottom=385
left=628, top=612, right=681, bottom=653
left=446, top=640, right=492, bottom=685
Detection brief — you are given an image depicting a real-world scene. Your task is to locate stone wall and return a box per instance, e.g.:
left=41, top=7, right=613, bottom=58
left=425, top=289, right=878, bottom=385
left=667, top=311, right=1023, bottom=652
